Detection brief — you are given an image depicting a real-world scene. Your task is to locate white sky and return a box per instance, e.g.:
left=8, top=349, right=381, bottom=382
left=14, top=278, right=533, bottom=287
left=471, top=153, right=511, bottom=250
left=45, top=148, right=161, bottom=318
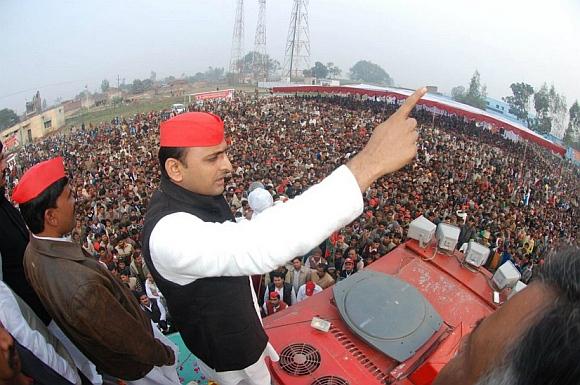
left=1, top=0, right=578, bottom=114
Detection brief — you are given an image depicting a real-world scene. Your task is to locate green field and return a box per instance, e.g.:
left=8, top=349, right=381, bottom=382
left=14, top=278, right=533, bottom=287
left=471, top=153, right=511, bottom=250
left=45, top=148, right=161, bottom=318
left=66, top=95, right=184, bottom=128
left=65, top=84, right=261, bottom=128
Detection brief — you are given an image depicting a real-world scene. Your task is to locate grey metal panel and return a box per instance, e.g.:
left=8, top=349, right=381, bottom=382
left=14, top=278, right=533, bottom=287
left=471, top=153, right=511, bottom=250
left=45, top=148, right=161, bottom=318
left=333, top=270, right=442, bottom=362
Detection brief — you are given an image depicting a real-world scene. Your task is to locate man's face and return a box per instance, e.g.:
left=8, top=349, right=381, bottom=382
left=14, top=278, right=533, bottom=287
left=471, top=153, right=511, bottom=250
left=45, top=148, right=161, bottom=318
left=0, top=324, right=21, bottom=382
left=269, top=297, right=280, bottom=306
left=292, top=259, right=302, bottom=270
left=433, top=283, right=556, bottom=385
left=120, top=274, right=129, bottom=282
left=316, top=266, right=325, bottom=277
left=177, top=141, right=233, bottom=196
left=54, top=184, right=76, bottom=234
left=344, top=262, right=354, bottom=271
left=139, top=295, right=150, bottom=306
left=273, top=276, right=284, bottom=288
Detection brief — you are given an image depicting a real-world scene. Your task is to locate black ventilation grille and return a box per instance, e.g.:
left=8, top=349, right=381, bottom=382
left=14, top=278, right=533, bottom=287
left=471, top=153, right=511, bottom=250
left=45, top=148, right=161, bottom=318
left=279, top=343, right=322, bottom=376
left=311, top=376, right=349, bottom=385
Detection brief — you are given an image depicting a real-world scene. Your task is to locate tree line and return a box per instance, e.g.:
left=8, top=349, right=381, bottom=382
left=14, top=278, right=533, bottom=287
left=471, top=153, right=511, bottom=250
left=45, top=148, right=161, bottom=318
left=451, top=71, right=579, bottom=149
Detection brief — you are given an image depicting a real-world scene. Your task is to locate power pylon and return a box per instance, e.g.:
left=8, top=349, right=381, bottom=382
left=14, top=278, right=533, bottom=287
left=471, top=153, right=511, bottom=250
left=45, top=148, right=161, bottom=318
left=252, top=0, right=268, bottom=81
left=229, top=0, right=245, bottom=77
left=283, top=0, right=310, bottom=82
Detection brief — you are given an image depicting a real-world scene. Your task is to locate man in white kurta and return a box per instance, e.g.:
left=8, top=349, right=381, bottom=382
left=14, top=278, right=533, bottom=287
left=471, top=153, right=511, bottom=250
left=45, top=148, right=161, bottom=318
left=146, top=88, right=426, bottom=385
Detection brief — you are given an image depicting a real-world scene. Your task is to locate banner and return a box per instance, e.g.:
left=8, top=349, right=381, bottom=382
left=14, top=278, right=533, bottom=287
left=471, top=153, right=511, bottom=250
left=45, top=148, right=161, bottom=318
left=192, top=89, right=234, bottom=101
left=3, top=134, right=19, bottom=150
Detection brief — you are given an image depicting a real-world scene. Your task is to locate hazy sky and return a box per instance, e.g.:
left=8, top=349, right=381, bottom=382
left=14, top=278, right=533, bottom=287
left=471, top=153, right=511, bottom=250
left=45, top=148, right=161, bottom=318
left=1, top=0, right=579, bottom=114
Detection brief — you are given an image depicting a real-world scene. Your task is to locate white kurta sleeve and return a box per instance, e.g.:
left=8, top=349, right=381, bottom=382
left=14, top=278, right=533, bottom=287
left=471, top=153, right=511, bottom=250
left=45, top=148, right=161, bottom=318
left=156, top=299, right=167, bottom=322
left=0, top=282, right=81, bottom=385
left=149, top=165, right=363, bottom=285
left=296, top=286, right=307, bottom=303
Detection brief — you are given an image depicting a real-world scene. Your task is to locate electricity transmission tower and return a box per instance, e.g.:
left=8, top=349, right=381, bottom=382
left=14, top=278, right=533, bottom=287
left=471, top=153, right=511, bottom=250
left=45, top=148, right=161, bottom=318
left=252, top=0, right=268, bottom=81
left=283, top=0, right=310, bottom=82
left=229, top=0, right=245, bottom=78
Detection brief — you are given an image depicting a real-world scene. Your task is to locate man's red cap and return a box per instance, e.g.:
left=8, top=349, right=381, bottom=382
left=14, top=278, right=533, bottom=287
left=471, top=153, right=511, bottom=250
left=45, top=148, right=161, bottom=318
left=305, top=281, right=316, bottom=296
left=269, top=291, right=280, bottom=300
left=344, top=258, right=354, bottom=264
left=12, top=157, right=65, bottom=204
left=160, top=112, right=224, bottom=147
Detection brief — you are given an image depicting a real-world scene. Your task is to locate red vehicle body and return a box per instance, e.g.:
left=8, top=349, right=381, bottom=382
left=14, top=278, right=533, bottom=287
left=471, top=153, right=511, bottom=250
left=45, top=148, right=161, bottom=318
left=263, top=240, right=502, bottom=385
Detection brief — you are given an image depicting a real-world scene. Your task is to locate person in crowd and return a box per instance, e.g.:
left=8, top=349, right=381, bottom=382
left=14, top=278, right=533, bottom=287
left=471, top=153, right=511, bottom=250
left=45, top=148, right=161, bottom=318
left=345, top=247, right=365, bottom=272
left=338, top=258, right=358, bottom=281
left=0, top=281, right=81, bottom=385
left=433, top=247, right=579, bottom=385
left=0, top=141, right=51, bottom=325
left=142, top=89, right=425, bottom=385
left=296, top=281, right=323, bottom=302
left=130, top=253, right=149, bottom=286
left=305, top=247, right=327, bottom=270
left=285, top=257, right=311, bottom=294
left=137, top=293, right=169, bottom=334
left=0, top=322, right=30, bottom=385
left=264, top=272, right=297, bottom=311
left=120, top=272, right=143, bottom=292
left=311, top=263, right=335, bottom=289
left=263, top=292, right=287, bottom=317
left=16, top=158, right=178, bottom=385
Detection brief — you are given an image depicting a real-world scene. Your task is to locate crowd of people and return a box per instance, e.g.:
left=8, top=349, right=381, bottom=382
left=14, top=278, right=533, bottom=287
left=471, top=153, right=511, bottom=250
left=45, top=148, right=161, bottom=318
left=3, top=92, right=577, bottom=316
left=0, top=90, right=578, bottom=385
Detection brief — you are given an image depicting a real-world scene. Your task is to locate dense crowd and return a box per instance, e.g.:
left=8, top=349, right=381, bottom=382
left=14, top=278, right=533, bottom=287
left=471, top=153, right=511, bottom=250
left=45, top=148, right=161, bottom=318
left=4, top=92, right=578, bottom=313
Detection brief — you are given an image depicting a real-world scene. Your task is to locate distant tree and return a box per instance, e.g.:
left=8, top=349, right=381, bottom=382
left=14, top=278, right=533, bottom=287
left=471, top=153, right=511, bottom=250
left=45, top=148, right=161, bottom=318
left=142, top=78, right=153, bottom=91
left=563, top=100, right=579, bottom=149
left=451, top=86, right=466, bottom=101
left=303, top=61, right=328, bottom=79
left=42, top=99, right=47, bottom=111
left=451, top=71, right=487, bottom=109
left=204, top=67, right=226, bottom=82
left=533, top=83, right=551, bottom=135
left=326, top=62, right=342, bottom=78
left=547, top=85, right=567, bottom=138
left=111, top=96, right=123, bottom=106
left=150, top=71, right=157, bottom=82
left=237, top=52, right=280, bottom=78
left=464, top=70, right=487, bottom=109
left=131, top=79, right=144, bottom=94
left=0, top=108, right=19, bottom=130
left=164, top=75, right=176, bottom=84
left=503, top=82, right=534, bottom=124
left=188, top=72, right=205, bottom=83
left=101, top=79, right=110, bottom=93
left=349, top=60, right=393, bottom=85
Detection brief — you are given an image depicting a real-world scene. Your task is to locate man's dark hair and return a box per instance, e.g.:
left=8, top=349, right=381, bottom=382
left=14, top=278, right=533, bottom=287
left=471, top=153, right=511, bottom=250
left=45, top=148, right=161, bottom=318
left=476, top=247, right=580, bottom=385
left=158, top=147, right=188, bottom=179
left=18, top=177, right=69, bottom=234
left=271, top=272, right=285, bottom=280
left=291, top=257, right=301, bottom=263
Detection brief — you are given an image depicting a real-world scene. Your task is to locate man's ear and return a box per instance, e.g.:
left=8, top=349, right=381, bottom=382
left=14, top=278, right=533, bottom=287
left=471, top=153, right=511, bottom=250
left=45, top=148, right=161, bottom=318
left=44, top=207, right=58, bottom=228
left=165, top=158, right=184, bottom=182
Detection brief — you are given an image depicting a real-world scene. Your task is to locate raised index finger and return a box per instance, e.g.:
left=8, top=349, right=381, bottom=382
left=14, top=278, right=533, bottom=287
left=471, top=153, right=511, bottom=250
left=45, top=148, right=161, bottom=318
left=396, top=87, right=427, bottom=119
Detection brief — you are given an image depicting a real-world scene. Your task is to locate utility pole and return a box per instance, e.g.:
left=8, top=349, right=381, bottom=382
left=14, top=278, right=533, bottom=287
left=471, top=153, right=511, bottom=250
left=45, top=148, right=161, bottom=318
left=253, top=0, right=267, bottom=82
left=283, top=0, right=310, bottom=82
left=229, top=0, right=245, bottom=83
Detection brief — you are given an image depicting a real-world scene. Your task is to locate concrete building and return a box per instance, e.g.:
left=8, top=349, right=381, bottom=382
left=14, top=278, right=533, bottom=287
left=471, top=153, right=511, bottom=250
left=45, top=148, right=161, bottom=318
left=0, top=105, right=65, bottom=149
left=485, top=97, right=512, bottom=116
